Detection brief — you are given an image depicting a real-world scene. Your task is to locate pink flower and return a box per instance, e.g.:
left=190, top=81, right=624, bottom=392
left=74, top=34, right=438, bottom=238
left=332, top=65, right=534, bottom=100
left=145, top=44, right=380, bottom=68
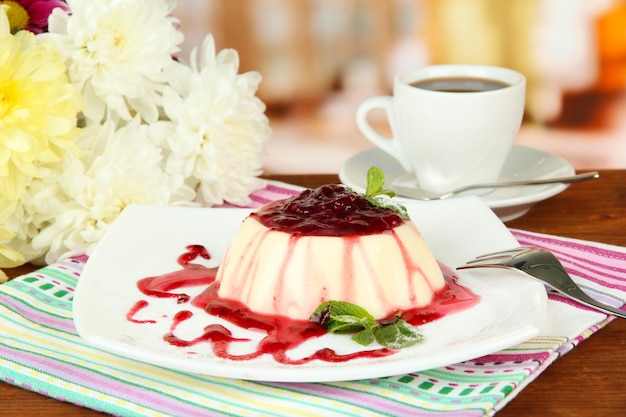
left=1, top=0, right=69, bottom=34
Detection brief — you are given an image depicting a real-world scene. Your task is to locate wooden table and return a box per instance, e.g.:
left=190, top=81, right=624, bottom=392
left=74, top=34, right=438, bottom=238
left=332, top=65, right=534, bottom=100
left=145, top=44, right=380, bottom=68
left=2, top=171, right=626, bottom=416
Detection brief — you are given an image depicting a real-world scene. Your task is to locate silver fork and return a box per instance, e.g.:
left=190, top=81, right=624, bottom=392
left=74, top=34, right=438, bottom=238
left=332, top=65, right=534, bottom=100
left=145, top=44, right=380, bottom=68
left=457, top=246, right=626, bottom=319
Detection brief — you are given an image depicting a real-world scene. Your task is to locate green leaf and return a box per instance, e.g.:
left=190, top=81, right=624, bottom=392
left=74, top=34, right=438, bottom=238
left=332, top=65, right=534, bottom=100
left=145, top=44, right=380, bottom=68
left=352, top=328, right=376, bottom=346
left=311, top=300, right=375, bottom=323
left=363, top=166, right=410, bottom=220
left=366, top=166, right=386, bottom=196
left=326, top=315, right=374, bottom=334
left=310, top=300, right=424, bottom=350
left=373, top=319, right=424, bottom=349
left=310, top=301, right=378, bottom=334
left=365, top=166, right=395, bottom=198
left=365, top=195, right=410, bottom=220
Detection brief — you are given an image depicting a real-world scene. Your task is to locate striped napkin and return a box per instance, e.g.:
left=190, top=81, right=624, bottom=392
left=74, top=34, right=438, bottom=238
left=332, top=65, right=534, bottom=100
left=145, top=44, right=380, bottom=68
left=1, top=182, right=625, bottom=417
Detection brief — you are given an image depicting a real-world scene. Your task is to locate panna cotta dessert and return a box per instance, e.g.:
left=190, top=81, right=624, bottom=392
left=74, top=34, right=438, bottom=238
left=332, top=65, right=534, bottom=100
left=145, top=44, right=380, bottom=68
left=215, top=184, right=446, bottom=320
left=133, top=172, right=480, bottom=362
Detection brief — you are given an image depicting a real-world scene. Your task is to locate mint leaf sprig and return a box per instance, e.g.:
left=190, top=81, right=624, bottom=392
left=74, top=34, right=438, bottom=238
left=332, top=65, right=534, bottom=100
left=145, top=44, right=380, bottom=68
left=364, top=166, right=409, bottom=220
left=365, top=166, right=396, bottom=198
left=310, top=300, right=424, bottom=349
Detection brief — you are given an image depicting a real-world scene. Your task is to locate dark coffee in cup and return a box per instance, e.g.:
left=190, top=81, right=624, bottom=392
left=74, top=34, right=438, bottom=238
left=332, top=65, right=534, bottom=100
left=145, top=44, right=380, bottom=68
left=411, top=77, right=509, bottom=93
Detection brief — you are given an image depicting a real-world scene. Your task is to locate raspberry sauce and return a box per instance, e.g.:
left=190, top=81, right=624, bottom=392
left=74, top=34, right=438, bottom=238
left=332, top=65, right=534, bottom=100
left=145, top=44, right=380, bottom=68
left=128, top=244, right=479, bottom=364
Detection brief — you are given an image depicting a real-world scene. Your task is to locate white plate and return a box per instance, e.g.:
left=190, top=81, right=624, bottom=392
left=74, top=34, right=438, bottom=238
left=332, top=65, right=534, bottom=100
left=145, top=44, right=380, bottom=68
left=339, top=144, right=575, bottom=221
left=74, top=200, right=548, bottom=382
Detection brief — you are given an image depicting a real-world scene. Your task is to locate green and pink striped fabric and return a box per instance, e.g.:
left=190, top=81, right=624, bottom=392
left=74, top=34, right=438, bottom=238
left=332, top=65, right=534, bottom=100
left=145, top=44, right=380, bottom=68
left=1, top=182, right=624, bottom=416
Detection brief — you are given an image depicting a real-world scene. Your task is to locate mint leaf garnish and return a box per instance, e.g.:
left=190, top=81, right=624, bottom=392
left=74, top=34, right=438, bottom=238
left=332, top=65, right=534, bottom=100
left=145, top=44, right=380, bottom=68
left=364, top=166, right=409, bottom=219
left=365, top=166, right=396, bottom=198
left=373, top=319, right=424, bottom=349
left=310, top=300, right=424, bottom=349
left=352, top=327, right=376, bottom=346
left=310, top=301, right=376, bottom=334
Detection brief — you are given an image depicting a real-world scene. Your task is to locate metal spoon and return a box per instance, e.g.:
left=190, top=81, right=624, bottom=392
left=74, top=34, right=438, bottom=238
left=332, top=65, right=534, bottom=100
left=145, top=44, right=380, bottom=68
left=391, top=171, right=599, bottom=201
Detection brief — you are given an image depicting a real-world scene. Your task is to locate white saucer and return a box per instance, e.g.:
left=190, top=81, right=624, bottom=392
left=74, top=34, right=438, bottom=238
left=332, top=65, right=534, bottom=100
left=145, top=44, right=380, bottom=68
left=339, top=144, right=575, bottom=222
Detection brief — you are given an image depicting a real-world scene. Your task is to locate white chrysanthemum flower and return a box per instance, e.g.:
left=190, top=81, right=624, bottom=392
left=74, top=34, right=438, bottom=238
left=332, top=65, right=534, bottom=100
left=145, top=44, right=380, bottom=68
left=156, top=35, right=271, bottom=206
left=7, top=119, right=188, bottom=264
left=41, top=0, right=183, bottom=125
left=3, top=165, right=63, bottom=265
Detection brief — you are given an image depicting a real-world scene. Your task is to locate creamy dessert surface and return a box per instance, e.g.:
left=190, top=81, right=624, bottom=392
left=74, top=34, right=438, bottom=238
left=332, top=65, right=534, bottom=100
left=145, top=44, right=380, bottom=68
left=216, top=185, right=445, bottom=320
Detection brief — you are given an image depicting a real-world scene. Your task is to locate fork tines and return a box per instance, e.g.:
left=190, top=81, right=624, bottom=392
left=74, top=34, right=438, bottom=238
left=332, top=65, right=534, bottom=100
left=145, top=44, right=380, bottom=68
left=461, top=246, right=537, bottom=267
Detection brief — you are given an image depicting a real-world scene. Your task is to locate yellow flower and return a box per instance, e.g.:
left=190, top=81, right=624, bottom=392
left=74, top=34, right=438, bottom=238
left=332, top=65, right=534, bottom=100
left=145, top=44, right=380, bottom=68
left=0, top=6, right=82, bottom=203
left=0, top=5, right=82, bottom=271
left=1, top=1, right=29, bottom=33
left=0, top=199, right=22, bottom=280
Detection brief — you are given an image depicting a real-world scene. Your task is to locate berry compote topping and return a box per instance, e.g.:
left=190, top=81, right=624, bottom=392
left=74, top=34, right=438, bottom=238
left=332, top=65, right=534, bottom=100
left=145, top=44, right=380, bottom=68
left=252, top=184, right=405, bottom=236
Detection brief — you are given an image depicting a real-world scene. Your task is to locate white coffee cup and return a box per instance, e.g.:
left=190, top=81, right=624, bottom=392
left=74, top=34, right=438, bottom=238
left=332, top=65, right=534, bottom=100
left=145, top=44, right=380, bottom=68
left=356, top=65, right=526, bottom=194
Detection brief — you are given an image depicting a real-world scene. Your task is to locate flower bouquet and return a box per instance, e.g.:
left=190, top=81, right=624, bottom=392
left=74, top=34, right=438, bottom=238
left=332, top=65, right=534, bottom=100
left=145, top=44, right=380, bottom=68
left=0, top=0, right=271, bottom=281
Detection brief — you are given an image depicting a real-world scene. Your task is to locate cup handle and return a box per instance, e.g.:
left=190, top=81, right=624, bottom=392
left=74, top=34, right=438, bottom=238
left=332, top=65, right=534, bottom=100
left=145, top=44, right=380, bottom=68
left=356, top=96, right=413, bottom=172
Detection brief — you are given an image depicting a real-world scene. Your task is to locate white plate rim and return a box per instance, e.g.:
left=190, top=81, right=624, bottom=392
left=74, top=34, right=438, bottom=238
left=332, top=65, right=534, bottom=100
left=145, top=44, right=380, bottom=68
left=73, top=200, right=548, bottom=382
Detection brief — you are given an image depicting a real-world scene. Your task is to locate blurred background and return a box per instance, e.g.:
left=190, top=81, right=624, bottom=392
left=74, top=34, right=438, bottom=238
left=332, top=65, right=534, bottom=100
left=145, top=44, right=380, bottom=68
left=173, top=0, right=626, bottom=174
